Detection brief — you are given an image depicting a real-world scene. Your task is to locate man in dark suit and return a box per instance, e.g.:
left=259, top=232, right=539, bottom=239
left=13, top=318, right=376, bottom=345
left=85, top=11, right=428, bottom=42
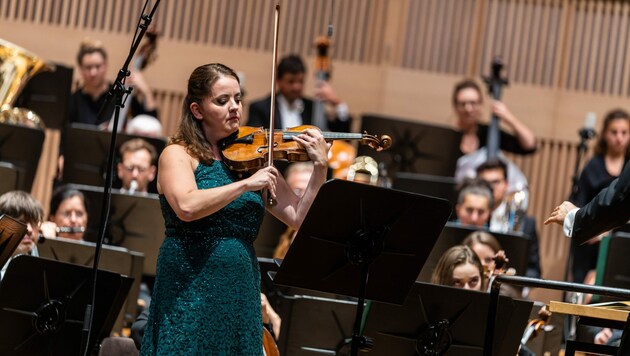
left=545, top=162, right=630, bottom=244
left=247, top=54, right=351, bottom=132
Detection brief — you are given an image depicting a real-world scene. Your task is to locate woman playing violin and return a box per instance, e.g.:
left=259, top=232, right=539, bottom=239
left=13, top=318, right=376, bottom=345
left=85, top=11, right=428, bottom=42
left=141, top=63, right=328, bottom=355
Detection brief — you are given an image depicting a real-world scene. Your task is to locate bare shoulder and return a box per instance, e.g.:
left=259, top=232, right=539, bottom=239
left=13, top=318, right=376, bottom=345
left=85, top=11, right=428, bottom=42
left=158, top=144, right=198, bottom=194
left=160, top=144, right=197, bottom=170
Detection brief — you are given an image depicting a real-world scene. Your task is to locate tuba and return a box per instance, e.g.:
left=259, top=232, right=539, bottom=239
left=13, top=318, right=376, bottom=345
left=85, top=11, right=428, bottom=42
left=0, top=38, right=55, bottom=128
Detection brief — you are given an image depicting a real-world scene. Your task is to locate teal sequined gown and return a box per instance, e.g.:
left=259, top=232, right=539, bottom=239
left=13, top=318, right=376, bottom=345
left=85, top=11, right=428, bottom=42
left=141, top=161, right=265, bottom=355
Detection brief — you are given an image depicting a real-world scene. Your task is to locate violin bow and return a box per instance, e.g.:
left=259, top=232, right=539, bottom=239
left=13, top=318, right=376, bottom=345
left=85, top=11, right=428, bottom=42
left=267, top=1, right=281, bottom=206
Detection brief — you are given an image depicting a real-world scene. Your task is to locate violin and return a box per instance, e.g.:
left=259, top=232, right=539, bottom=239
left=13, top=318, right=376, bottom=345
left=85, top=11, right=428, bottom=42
left=521, top=305, right=552, bottom=345
left=219, top=125, right=391, bottom=173
left=262, top=327, right=279, bottom=356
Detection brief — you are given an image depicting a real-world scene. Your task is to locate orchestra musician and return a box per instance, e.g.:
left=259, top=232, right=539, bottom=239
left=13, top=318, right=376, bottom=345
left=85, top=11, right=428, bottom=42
left=40, top=185, right=88, bottom=241
left=476, top=160, right=542, bottom=279
left=0, top=191, right=44, bottom=279
left=452, top=79, right=536, bottom=156
left=431, top=245, right=484, bottom=291
left=247, top=54, right=351, bottom=132
left=140, top=63, right=328, bottom=354
left=69, top=38, right=159, bottom=127
left=117, top=138, right=158, bottom=194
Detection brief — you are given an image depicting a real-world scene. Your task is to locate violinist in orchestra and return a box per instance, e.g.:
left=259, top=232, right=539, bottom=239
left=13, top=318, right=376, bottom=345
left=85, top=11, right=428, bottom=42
left=248, top=54, right=351, bottom=132
left=0, top=191, right=45, bottom=280
left=40, top=186, right=88, bottom=241
left=69, top=38, right=159, bottom=128
left=141, top=63, right=328, bottom=354
left=431, top=245, right=485, bottom=291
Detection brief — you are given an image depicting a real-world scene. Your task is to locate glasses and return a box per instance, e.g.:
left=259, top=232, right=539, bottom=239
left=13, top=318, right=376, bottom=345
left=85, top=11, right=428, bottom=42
left=122, top=165, right=150, bottom=173
left=455, top=100, right=482, bottom=108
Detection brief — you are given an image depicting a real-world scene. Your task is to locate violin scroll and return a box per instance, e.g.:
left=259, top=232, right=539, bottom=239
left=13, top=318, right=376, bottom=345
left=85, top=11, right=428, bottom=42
left=360, top=132, right=392, bottom=152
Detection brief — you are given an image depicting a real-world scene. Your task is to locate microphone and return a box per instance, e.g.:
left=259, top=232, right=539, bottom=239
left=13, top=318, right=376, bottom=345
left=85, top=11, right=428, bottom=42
left=579, top=112, right=597, bottom=140
left=129, top=179, right=139, bottom=194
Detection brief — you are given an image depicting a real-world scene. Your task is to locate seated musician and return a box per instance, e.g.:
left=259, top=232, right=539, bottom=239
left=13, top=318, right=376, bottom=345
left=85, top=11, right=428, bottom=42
left=117, top=138, right=158, bottom=194
left=0, top=191, right=44, bottom=279
left=248, top=54, right=351, bottom=132
left=431, top=245, right=484, bottom=291
left=476, top=160, right=542, bottom=279
left=454, top=179, right=494, bottom=228
left=40, top=185, right=88, bottom=241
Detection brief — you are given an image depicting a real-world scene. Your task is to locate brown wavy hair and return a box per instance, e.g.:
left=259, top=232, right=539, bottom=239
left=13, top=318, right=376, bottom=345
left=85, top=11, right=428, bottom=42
left=595, top=108, right=630, bottom=157
left=169, top=63, right=240, bottom=164
left=431, top=245, right=484, bottom=289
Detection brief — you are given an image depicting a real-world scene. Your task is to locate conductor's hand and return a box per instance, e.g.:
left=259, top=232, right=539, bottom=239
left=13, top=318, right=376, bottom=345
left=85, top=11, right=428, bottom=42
left=292, top=128, right=329, bottom=167
left=544, top=201, right=577, bottom=226
left=245, top=166, right=279, bottom=199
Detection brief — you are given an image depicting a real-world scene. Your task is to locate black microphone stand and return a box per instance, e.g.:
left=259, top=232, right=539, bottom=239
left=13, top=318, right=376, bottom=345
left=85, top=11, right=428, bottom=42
left=81, top=1, right=160, bottom=355
left=570, top=126, right=596, bottom=198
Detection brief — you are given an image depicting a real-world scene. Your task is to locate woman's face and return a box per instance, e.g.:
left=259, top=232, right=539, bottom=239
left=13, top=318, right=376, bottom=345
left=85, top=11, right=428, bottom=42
left=604, top=119, right=630, bottom=156
left=471, top=242, right=496, bottom=270
left=451, top=262, right=482, bottom=291
left=51, top=195, right=87, bottom=240
left=454, top=88, right=483, bottom=129
left=191, top=76, right=242, bottom=143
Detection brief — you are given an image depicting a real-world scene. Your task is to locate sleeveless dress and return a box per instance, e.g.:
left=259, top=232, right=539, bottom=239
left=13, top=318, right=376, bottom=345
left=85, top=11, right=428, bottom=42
left=141, top=161, right=265, bottom=355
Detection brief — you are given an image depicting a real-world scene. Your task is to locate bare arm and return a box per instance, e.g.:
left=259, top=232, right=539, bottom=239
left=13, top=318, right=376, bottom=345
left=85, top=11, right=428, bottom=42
left=492, top=101, right=536, bottom=151
left=158, top=145, right=279, bottom=222
left=266, top=129, right=329, bottom=230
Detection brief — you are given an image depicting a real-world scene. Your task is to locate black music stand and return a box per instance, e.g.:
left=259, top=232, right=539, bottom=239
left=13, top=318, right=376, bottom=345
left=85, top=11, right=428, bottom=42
left=62, top=123, right=166, bottom=193
left=418, top=223, right=530, bottom=282
left=14, top=62, right=73, bottom=130
left=359, top=114, right=462, bottom=177
left=69, top=184, right=164, bottom=276
left=0, top=255, right=132, bottom=356
left=273, top=179, right=451, bottom=355
left=37, top=237, right=144, bottom=332
left=0, top=122, right=45, bottom=191
left=0, top=214, right=26, bottom=268
left=362, top=282, right=533, bottom=356
left=0, top=162, right=19, bottom=196
left=393, top=172, right=458, bottom=212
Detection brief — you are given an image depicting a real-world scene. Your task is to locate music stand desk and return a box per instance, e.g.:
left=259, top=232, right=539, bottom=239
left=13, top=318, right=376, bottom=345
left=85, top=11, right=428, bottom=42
left=0, top=255, right=132, bottom=355
left=62, top=123, right=166, bottom=193
left=359, top=114, right=462, bottom=177
left=274, top=179, right=452, bottom=355
left=37, top=236, right=144, bottom=333
left=0, top=122, right=45, bottom=191
left=418, top=223, right=530, bottom=282
left=67, top=183, right=164, bottom=276
left=487, top=274, right=630, bottom=356
left=363, top=282, right=533, bottom=356
left=0, top=162, right=19, bottom=196
left=550, top=301, right=627, bottom=355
